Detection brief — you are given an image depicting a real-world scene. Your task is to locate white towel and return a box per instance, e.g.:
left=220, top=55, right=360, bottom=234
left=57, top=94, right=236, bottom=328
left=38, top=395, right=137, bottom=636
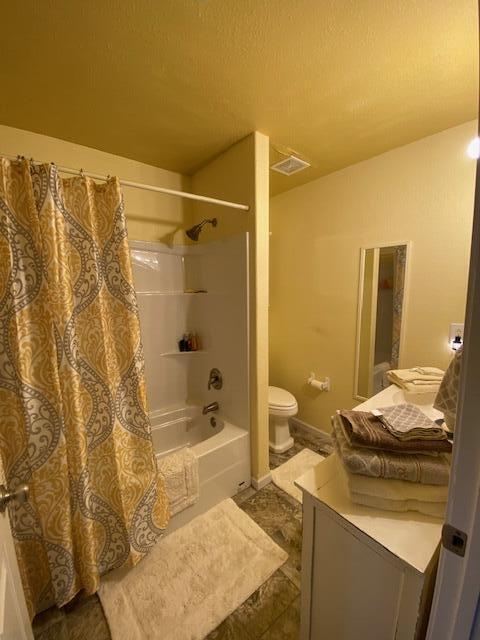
left=388, top=367, right=444, bottom=384
left=157, top=448, right=199, bottom=516
left=343, top=464, right=447, bottom=518
left=345, top=467, right=448, bottom=503
left=387, top=367, right=444, bottom=394
left=349, top=491, right=446, bottom=518
left=410, top=367, right=445, bottom=378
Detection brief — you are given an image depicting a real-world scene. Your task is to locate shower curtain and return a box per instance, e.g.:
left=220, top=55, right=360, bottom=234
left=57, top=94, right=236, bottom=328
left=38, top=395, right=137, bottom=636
left=0, top=158, right=169, bottom=616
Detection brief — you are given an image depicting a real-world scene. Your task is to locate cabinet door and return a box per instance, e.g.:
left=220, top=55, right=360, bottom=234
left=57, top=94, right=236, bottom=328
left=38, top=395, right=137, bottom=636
left=310, top=509, right=403, bottom=640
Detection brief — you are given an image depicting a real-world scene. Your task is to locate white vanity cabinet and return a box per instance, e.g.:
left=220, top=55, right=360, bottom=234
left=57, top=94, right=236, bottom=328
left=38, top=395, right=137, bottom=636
left=296, top=387, right=443, bottom=640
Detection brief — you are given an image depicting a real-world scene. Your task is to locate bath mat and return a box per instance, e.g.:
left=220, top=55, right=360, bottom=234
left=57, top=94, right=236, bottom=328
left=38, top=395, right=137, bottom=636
left=272, top=448, right=325, bottom=502
left=98, top=498, right=288, bottom=640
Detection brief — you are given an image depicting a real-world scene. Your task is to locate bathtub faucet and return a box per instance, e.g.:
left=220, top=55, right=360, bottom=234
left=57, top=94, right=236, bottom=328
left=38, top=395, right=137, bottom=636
left=202, top=402, right=219, bottom=415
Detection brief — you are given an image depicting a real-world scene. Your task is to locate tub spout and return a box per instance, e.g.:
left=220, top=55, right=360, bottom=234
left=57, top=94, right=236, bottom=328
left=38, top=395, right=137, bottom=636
left=202, top=402, right=219, bottom=415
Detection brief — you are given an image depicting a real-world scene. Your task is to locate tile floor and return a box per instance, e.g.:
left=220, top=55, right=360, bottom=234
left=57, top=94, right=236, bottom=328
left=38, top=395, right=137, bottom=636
left=33, top=424, right=332, bottom=640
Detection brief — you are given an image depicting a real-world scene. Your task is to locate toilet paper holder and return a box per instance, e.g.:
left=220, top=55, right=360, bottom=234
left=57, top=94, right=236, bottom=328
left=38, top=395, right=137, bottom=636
left=307, top=372, right=330, bottom=392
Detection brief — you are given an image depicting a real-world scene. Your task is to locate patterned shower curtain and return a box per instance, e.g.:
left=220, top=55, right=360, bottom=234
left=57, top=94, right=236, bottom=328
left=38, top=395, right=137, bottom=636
left=0, top=158, right=169, bottom=616
left=391, top=245, right=407, bottom=368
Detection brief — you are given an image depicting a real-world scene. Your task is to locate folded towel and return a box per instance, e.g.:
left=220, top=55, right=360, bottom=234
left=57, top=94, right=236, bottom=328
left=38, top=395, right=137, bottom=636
left=157, top=447, right=199, bottom=516
left=409, top=366, right=445, bottom=378
left=401, top=382, right=442, bottom=394
left=348, top=491, right=446, bottom=518
left=372, top=403, right=447, bottom=441
left=345, top=465, right=448, bottom=502
left=332, top=413, right=451, bottom=485
left=341, top=461, right=447, bottom=517
left=434, top=348, right=462, bottom=432
left=388, top=367, right=444, bottom=383
left=387, top=367, right=444, bottom=394
left=339, top=410, right=451, bottom=454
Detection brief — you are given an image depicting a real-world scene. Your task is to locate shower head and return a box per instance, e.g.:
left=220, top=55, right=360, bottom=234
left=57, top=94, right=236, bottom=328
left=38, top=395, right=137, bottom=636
left=185, top=218, right=217, bottom=242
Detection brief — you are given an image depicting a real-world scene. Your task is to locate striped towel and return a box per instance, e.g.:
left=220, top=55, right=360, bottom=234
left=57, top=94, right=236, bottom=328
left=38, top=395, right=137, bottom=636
left=332, top=413, right=451, bottom=485
left=339, top=409, right=451, bottom=454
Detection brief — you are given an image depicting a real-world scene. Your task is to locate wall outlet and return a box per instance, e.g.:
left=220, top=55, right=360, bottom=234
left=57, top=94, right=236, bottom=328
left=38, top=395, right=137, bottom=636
left=449, top=323, right=464, bottom=350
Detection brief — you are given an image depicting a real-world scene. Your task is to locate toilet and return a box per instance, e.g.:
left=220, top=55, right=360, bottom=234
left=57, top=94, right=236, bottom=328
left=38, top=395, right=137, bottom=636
left=268, top=386, right=298, bottom=453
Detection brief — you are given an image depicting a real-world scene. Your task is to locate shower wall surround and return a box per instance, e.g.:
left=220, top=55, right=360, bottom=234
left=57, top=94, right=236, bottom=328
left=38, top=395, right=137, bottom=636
left=130, top=234, right=249, bottom=428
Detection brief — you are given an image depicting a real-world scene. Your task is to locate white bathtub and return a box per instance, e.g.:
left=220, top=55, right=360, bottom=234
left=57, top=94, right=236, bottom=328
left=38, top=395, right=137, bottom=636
left=150, top=405, right=251, bottom=532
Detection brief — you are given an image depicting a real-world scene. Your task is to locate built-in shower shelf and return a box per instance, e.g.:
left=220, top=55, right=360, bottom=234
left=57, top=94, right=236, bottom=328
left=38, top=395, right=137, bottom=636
left=136, top=290, right=208, bottom=296
left=160, top=350, right=208, bottom=357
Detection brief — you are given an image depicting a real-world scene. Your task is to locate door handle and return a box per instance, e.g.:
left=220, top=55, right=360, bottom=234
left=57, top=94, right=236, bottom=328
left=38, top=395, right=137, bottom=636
left=0, top=484, right=29, bottom=513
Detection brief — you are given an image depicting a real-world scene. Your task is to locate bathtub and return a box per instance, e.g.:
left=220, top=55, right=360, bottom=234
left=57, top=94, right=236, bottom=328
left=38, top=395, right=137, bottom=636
left=150, top=405, right=251, bottom=532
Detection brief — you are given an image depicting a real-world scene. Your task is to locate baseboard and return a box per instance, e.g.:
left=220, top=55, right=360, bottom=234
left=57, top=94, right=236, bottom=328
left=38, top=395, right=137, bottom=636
left=290, top=416, right=332, bottom=446
left=251, top=472, right=272, bottom=490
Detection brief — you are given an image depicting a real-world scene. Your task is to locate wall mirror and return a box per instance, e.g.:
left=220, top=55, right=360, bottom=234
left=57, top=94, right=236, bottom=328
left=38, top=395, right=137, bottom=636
left=354, top=242, right=410, bottom=400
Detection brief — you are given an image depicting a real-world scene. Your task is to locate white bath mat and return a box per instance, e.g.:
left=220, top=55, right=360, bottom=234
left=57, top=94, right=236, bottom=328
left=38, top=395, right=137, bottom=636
left=272, top=448, right=325, bottom=502
left=98, top=498, right=287, bottom=640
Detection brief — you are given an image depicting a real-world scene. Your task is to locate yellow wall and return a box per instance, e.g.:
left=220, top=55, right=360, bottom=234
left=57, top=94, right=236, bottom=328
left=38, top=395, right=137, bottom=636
left=191, top=132, right=271, bottom=482
left=0, top=124, right=190, bottom=243
left=270, top=121, right=477, bottom=432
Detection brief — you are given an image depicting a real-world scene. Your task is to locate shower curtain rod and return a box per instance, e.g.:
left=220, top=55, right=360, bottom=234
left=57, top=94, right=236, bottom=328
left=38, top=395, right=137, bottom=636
left=3, top=154, right=250, bottom=211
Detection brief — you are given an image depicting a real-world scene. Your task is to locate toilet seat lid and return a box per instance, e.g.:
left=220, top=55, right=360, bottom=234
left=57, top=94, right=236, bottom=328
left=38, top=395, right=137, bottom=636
left=268, top=386, right=297, bottom=409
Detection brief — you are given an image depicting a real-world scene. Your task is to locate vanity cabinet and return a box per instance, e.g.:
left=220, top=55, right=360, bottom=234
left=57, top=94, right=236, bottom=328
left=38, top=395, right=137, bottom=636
left=296, top=387, right=443, bottom=640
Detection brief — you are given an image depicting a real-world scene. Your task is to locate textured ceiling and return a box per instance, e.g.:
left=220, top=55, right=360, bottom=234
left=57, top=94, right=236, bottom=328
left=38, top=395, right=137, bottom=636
left=1, top=1, right=478, bottom=194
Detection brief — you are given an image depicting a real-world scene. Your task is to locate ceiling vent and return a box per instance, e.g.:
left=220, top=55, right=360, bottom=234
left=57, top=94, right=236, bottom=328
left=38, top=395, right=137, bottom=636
left=270, top=155, right=310, bottom=176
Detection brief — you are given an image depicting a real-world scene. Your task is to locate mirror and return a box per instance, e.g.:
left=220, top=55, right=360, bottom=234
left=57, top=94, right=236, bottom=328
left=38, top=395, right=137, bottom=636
left=354, top=243, right=409, bottom=400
